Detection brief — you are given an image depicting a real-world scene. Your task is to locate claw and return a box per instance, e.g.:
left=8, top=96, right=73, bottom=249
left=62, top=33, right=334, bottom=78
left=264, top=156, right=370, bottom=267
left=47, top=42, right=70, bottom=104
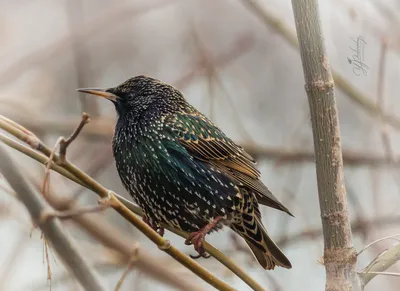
left=185, top=216, right=223, bottom=259
left=190, top=253, right=201, bottom=259
left=190, top=252, right=210, bottom=259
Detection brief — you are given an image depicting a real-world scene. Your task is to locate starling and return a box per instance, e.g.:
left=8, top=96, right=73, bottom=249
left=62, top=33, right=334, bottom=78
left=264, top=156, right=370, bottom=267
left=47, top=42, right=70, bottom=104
left=78, top=75, right=292, bottom=270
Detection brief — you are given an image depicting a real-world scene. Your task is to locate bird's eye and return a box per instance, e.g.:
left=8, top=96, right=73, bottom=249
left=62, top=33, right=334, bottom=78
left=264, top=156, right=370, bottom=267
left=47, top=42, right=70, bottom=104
left=127, top=93, right=136, bottom=102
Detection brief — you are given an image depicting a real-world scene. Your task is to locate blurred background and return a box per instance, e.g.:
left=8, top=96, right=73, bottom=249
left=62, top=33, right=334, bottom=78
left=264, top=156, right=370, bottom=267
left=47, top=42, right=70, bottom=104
left=1, top=0, right=400, bottom=290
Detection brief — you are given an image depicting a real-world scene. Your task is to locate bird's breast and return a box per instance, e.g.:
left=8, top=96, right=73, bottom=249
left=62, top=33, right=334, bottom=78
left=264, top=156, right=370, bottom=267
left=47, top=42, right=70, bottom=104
left=112, top=125, right=171, bottom=196
left=110, top=120, right=244, bottom=232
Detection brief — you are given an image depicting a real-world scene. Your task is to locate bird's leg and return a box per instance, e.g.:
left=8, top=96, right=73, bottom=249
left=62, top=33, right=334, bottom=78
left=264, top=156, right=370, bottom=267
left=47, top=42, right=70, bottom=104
left=142, top=215, right=165, bottom=237
left=185, top=216, right=223, bottom=259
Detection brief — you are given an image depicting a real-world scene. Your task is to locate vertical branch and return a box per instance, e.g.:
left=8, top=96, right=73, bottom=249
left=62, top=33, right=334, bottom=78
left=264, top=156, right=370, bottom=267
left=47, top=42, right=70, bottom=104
left=291, top=1, right=361, bottom=290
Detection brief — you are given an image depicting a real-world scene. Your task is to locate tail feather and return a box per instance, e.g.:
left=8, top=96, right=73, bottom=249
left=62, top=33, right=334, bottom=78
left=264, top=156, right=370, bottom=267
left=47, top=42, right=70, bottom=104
left=232, top=216, right=292, bottom=270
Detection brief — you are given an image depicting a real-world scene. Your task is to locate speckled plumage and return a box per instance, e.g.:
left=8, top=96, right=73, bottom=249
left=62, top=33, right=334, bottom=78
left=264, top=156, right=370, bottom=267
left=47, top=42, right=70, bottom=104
left=80, top=75, right=292, bottom=270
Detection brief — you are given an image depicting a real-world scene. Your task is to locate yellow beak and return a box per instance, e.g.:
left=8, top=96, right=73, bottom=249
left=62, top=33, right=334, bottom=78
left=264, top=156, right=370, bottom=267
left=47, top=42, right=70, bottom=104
left=77, top=88, right=118, bottom=102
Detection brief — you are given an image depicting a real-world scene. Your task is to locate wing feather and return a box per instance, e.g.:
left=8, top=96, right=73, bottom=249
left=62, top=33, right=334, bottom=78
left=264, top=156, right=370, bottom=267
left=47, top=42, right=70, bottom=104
left=168, top=111, right=292, bottom=215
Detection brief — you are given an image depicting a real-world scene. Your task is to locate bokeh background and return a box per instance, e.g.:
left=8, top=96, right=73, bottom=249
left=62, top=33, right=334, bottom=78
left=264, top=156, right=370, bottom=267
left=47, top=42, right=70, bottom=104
left=1, top=0, right=400, bottom=290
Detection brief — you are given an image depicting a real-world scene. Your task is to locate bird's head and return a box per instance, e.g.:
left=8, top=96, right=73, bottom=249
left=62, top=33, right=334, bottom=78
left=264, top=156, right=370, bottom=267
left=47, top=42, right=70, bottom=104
left=77, top=75, right=186, bottom=118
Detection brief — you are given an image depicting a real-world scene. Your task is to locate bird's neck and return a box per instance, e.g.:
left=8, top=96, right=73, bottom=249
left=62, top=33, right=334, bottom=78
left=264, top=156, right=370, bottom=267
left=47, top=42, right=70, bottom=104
left=112, top=109, right=170, bottom=155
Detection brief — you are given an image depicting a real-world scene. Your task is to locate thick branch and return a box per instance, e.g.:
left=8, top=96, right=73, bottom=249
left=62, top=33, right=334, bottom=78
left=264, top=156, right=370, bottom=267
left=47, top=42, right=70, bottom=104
left=291, top=0, right=360, bottom=290
left=0, top=146, right=107, bottom=291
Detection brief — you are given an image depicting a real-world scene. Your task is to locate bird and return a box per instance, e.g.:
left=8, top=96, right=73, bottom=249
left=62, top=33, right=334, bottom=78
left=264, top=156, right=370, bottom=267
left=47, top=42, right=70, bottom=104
left=77, top=75, right=293, bottom=270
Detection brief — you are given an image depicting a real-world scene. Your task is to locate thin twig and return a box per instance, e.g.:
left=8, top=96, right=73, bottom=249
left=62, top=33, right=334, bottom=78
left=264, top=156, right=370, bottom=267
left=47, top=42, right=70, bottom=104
left=10, top=184, right=205, bottom=291
left=358, top=234, right=400, bottom=256
left=359, top=241, right=400, bottom=287
left=114, top=246, right=139, bottom=291
left=0, top=115, right=261, bottom=291
left=0, top=132, right=90, bottom=188
left=0, top=146, right=107, bottom=291
left=42, top=137, right=63, bottom=199
left=6, top=116, right=114, bottom=140
left=59, top=112, right=90, bottom=163
left=43, top=236, right=53, bottom=289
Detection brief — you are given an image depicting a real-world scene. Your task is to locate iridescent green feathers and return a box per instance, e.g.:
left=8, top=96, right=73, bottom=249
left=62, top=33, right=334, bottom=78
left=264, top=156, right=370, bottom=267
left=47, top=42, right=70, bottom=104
left=168, top=109, right=293, bottom=216
left=92, top=75, right=292, bottom=270
left=165, top=106, right=293, bottom=269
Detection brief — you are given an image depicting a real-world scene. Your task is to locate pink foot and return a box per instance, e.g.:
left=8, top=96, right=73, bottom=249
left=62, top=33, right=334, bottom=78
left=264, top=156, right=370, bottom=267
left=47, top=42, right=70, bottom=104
left=185, top=216, right=223, bottom=259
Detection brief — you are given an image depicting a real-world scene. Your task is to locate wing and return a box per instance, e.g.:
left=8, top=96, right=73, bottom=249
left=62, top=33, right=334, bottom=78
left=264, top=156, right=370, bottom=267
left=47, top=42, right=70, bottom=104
left=167, top=110, right=292, bottom=216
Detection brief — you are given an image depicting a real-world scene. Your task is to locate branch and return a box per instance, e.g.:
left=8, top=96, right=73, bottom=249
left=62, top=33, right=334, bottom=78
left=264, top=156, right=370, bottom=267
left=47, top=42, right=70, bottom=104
left=5, top=178, right=204, bottom=291
left=0, top=115, right=264, bottom=291
left=0, top=146, right=107, bottom=291
left=240, top=0, right=400, bottom=130
left=58, top=112, right=91, bottom=163
left=5, top=116, right=114, bottom=140
left=291, top=0, right=360, bottom=290
left=0, top=116, right=235, bottom=291
left=359, top=242, right=400, bottom=287
left=42, top=192, right=206, bottom=291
